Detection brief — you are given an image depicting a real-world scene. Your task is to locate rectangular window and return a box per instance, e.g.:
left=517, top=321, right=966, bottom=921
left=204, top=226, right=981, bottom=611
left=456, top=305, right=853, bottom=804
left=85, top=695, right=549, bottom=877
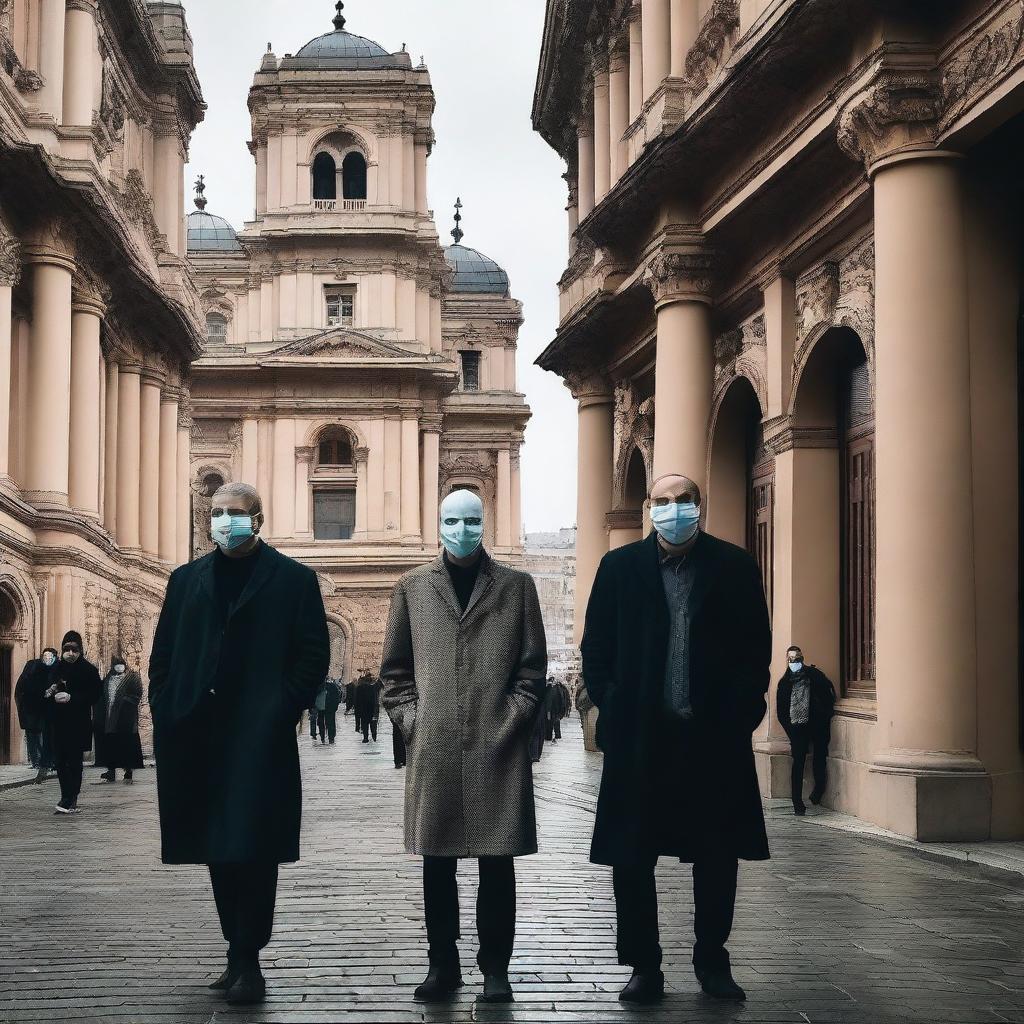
left=326, top=290, right=354, bottom=328
left=748, top=470, right=774, bottom=619
left=460, top=350, right=481, bottom=391
left=842, top=432, right=876, bottom=698
left=314, top=489, right=356, bottom=541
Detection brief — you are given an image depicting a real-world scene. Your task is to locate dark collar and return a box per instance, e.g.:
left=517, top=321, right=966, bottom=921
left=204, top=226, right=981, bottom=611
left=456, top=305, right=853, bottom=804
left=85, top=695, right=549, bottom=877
left=198, top=541, right=280, bottom=618
left=431, top=549, right=494, bottom=622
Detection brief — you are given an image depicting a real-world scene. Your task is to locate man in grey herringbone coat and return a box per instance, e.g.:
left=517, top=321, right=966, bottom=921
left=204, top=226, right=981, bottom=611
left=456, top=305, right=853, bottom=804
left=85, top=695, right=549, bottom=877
left=382, top=489, right=547, bottom=1006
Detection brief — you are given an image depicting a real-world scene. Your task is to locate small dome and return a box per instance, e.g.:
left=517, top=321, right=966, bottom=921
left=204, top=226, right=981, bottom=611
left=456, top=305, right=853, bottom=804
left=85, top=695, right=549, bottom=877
left=444, top=244, right=510, bottom=296
left=296, top=30, right=389, bottom=61
left=187, top=211, right=242, bottom=253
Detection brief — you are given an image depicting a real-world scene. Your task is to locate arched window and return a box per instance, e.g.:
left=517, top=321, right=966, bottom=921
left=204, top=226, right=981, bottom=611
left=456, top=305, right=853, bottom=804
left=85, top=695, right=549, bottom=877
left=317, top=428, right=354, bottom=468
left=342, top=152, right=367, bottom=200
left=312, top=152, right=337, bottom=201
left=201, top=472, right=225, bottom=497
left=206, top=312, right=227, bottom=345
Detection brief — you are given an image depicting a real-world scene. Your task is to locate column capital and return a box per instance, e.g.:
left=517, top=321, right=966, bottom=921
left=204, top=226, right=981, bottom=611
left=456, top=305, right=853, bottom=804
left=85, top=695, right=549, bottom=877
left=565, top=370, right=614, bottom=405
left=0, top=228, right=21, bottom=288
left=22, top=221, right=77, bottom=272
left=421, top=414, right=444, bottom=434
left=644, top=240, right=716, bottom=307
left=354, top=445, right=370, bottom=466
left=160, top=385, right=185, bottom=405
left=117, top=358, right=143, bottom=375
left=140, top=361, right=167, bottom=388
left=837, top=62, right=946, bottom=174
left=66, top=0, right=99, bottom=12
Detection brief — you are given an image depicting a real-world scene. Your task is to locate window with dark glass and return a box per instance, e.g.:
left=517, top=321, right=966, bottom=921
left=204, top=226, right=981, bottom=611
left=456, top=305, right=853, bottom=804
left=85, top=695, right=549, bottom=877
left=747, top=421, right=774, bottom=619
left=312, top=152, right=337, bottom=201
left=318, top=435, right=353, bottom=467
left=460, top=350, right=481, bottom=391
left=314, top=489, right=356, bottom=540
left=342, top=152, right=368, bottom=200
left=206, top=312, right=227, bottom=345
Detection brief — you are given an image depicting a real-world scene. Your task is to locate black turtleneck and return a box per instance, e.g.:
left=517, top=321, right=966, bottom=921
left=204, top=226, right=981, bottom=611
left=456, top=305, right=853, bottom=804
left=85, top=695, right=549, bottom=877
left=445, top=550, right=483, bottom=614
left=213, top=541, right=263, bottom=620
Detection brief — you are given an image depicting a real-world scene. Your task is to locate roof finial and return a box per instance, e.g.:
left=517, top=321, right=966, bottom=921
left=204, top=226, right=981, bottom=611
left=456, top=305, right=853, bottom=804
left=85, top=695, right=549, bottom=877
left=333, top=0, right=346, bottom=30
left=194, top=174, right=207, bottom=211
left=451, top=197, right=464, bottom=245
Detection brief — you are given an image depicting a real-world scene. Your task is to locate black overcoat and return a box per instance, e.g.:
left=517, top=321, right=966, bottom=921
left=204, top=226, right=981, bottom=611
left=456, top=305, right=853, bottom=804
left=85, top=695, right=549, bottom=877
left=581, top=531, right=772, bottom=866
left=44, top=658, right=101, bottom=759
left=14, top=659, right=48, bottom=733
left=776, top=665, right=836, bottom=739
left=148, top=543, right=330, bottom=865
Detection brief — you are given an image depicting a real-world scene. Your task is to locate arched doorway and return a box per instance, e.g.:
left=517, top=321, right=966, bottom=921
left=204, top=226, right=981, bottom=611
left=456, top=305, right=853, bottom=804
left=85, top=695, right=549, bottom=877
left=609, top=446, right=648, bottom=548
left=0, top=587, right=20, bottom=764
left=708, top=377, right=773, bottom=613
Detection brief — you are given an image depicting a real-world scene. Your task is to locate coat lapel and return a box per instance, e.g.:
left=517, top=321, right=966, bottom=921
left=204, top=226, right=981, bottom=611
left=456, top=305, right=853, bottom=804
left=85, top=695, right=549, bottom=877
left=429, top=556, right=464, bottom=620
left=637, top=532, right=669, bottom=628
left=461, top=555, right=495, bottom=623
left=230, top=543, right=281, bottom=619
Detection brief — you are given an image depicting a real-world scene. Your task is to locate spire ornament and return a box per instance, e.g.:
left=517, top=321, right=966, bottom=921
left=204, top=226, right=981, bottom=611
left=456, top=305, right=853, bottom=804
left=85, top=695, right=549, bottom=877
left=194, top=175, right=207, bottom=211
left=333, top=1, right=346, bottom=30
left=451, top=197, right=464, bottom=245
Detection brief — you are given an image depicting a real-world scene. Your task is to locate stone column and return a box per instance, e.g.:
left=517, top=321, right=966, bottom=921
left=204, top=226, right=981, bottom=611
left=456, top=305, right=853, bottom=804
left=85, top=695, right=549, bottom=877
left=158, top=388, right=179, bottom=562
left=0, top=231, right=20, bottom=482
left=37, top=0, right=67, bottom=121
left=139, top=366, right=163, bottom=557
left=272, top=417, right=297, bottom=540
left=570, top=374, right=614, bottom=644
left=577, top=126, right=596, bottom=222
left=175, top=406, right=191, bottom=564
left=607, top=509, right=643, bottom=550
left=641, top=0, right=671, bottom=102
left=294, top=446, right=312, bottom=536
left=593, top=66, right=611, bottom=204
left=420, top=423, right=440, bottom=550
left=63, top=0, right=98, bottom=127
left=24, top=238, right=75, bottom=505
left=511, top=451, right=522, bottom=548
left=495, top=448, right=513, bottom=549
left=629, top=13, right=644, bottom=122
left=102, top=360, right=118, bottom=535
left=354, top=446, right=369, bottom=540
left=414, top=136, right=429, bottom=215
left=670, top=0, right=700, bottom=78
left=400, top=417, right=421, bottom=542
left=839, top=72, right=987, bottom=841
left=609, top=49, right=630, bottom=184
left=115, top=362, right=142, bottom=549
left=68, top=288, right=105, bottom=516
left=645, top=245, right=715, bottom=487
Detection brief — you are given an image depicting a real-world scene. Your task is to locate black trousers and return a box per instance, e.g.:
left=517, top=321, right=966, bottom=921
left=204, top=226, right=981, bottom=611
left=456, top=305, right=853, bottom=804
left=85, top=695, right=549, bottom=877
left=362, top=716, right=378, bottom=742
left=209, top=864, right=279, bottom=957
left=55, top=753, right=83, bottom=807
left=354, top=712, right=363, bottom=733
left=789, top=725, right=829, bottom=807
left=423, top=856, right=516, bottom=974
left=612, top=857, right=738, bottom=973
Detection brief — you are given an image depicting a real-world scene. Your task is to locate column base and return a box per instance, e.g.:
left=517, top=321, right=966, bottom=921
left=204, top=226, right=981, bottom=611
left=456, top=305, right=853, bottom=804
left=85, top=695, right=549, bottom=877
left=869, top=749, right=991, bottom=842
left=23, top=490, right=70, bottom=510
left=753, top=740, right=793, bottom=800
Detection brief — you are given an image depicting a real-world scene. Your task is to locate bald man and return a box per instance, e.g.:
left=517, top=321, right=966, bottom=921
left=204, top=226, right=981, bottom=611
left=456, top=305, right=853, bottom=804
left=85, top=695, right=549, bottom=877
left=582, top=473, right=771, bottom=1003
left=149, top=482, right=329, bottom=1006
left=382, top=489, right=547, bottom=1005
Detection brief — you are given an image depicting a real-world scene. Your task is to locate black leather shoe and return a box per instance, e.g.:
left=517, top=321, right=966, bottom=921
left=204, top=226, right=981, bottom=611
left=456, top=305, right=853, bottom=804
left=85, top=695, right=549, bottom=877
left=478, top=972, right=514, bottom=1003
left=208, top=966, right=238, bottom=991
left=696, top=967, right=746, bottom=1000
left=619, top=969, right=665, bottom=1003
left=413, top=966, right=463, bottom=1002
left=226, top=966, right=266, bottom=1005
left=794, top=803, right=806, bottom=816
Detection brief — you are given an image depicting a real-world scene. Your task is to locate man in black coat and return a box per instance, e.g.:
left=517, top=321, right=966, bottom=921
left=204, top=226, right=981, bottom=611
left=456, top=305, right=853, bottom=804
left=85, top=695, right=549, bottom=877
left=776, top=645, right=836, bottom=814
left=149, top=482, right=329, bottom=1006
left=582, top=473, right=771, bottom=1004
left=355, top=672, right=381, bottom=743
left=14, top=648, right=57, bottom=781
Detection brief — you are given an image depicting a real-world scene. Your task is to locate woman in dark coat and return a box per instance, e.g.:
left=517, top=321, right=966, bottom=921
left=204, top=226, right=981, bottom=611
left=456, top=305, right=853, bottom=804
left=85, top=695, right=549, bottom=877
left=14, top=649, right=57, bottom=780
left=44, top=631, right=101, bottom=814
left=94, top=655, right=144, bottom=783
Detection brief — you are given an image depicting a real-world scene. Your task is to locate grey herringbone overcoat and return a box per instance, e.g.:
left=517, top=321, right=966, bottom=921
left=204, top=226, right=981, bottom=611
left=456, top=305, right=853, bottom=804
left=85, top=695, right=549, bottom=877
left=381, top=552, right=548, bottom=858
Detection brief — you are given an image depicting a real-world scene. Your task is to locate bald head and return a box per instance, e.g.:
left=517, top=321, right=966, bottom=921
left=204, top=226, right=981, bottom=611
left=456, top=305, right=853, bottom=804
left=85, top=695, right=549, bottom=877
left=650, top=474, right=702, bottom=507
left=212, top=482, right=263, bottom=518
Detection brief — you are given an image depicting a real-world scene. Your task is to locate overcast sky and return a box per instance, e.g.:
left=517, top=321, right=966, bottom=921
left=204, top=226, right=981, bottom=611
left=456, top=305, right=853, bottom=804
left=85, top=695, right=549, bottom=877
left=181, top=0, right=578, bottom=534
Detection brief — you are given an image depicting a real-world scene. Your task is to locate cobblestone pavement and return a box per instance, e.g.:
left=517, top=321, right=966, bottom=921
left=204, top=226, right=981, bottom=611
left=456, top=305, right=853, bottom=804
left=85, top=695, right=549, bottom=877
left=2, top=716, right=1024, bottom=1024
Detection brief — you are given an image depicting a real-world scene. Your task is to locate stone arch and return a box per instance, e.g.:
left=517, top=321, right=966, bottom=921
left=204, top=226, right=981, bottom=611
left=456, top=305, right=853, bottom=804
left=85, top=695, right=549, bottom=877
left=191, top=462, right=232, bottom=560
left=307, top=124, right=376, bottom=165
left=302, top=419, right=367, bottom=451
left=0, top=570, right=36, bottom=766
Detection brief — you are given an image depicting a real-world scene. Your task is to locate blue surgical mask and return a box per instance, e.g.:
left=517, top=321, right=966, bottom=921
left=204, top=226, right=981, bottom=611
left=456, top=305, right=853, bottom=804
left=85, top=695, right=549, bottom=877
left=789, top=662, right=804, bottom=674
left=211, top=513, right=255, bottom=551
left=650, top=501, right=701, bottom=545
left=440, top=490, right=484, bottom=560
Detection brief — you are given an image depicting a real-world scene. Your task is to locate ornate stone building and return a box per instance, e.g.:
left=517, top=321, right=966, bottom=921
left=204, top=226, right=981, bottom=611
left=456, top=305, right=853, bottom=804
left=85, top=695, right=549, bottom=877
left=534, top=0, right=1024, bottom=840
left=185, top=7, right=530, bottom=678
left=0, top=0, right=204, bottom=762
left=520, top=528, right=577, bottom=680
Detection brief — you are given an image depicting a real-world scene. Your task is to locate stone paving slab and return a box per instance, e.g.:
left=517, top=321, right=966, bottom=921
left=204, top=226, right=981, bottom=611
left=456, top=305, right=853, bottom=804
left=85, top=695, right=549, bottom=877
left=1, top=716, right=1024, bottom=1024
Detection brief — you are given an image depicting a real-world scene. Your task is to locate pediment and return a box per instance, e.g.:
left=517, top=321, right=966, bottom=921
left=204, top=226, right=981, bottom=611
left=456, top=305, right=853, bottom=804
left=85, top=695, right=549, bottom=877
left=271, top=328, right=414, bottom=360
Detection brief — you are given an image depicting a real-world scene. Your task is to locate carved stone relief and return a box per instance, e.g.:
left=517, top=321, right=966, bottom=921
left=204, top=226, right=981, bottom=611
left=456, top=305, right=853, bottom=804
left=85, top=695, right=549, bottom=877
left=682, top=0, right=740, bottom=100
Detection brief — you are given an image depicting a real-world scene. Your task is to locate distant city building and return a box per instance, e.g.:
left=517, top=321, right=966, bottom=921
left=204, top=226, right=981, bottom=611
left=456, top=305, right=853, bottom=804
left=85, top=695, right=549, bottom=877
left=520, top=529, right=577, bottom=680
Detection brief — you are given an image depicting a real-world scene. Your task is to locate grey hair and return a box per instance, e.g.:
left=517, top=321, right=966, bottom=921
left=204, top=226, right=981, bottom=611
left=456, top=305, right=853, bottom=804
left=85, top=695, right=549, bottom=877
left=212, top=481, right=263, bottom=516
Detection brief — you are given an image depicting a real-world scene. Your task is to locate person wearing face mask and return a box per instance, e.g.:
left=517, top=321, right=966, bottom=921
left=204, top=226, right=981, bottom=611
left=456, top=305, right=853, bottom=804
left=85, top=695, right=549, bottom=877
left=582, top=473, right=771, bottom=1004
left=381, top=489, right=547, bottom=1006
left=14, top=648, right=58, bottom=782
left=776, top=645, right=836, bottom=815
left=355, top=670, right=381, bottom=743
left=148, top=482, right=329, bottom=1006
left=44, top=632, right=102, bottom=814
left=94, top=656, right=144, bottom=784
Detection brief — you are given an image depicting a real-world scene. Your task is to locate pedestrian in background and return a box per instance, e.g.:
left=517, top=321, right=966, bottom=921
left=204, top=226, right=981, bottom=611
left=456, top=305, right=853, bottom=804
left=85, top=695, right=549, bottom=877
left=149, top=482, right=329, bottom=1006
left=95, top=655, right=144, bottom=784
left=14, top=648, right=57, bottom=782
left=544, top=676, right=568, bottom=743
left=45, top=631, right=101, bottom=815
left=344, top=678, right=356, bottom=717
left=776, top=645, right=836, bottom=815
left=324, top=677, right=342, bottom=744
left=311, top=679, right=330, bottom=744
left=355, top=672, right=381, bottom=743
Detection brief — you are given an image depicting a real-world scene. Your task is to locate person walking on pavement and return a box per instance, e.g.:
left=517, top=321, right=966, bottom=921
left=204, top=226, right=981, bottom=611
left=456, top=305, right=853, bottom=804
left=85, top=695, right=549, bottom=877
left=44, top=632, right=101, bottom=815
left=382, top=488, right=547, bottom=1005
left=355, top=671, right=381, bottom=743
left=148, top=482, right=329, bottom=1007
left=544, top=676, right=567, bottom=743
left=324, top=677, right=342, bottom=744
left=94, top=656, right=144, bottom=784
left=582, top=472, right=771, bottom=1004
left=311, top=679, right=330, bottom=744
left=14, top=648, right=57, bottom=782
left=776, top=645, right=836, bottom=815
left=344, top=678, right=356, bottom=717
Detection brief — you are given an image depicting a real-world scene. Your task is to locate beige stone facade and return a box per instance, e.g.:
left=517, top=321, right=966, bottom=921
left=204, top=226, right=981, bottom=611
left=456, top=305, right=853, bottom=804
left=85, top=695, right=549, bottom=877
left=521, top=529, right=578, bottom=680
left=533, top=0, right=1024, bottom=841
left=0, top=0, right=204, bottom=762
left=185, top=12, right=530, bottom=679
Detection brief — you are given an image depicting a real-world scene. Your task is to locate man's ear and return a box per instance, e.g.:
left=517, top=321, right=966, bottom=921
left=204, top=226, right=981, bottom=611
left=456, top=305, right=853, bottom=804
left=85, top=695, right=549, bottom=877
left=252, top=512, right=265, bottom=535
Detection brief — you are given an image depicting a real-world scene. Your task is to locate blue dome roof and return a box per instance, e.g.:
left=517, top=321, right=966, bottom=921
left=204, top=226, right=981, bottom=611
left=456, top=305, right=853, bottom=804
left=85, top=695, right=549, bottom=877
left=444, top=244, right=510, bottom=295
left=187, top=211, right=242, bottom=253
left=296, top=30, right=388, bottom=60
